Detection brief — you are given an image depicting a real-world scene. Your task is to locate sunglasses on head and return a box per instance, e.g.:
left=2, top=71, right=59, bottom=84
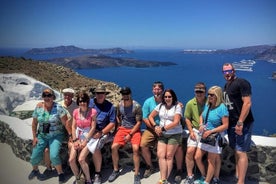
left=222, top=69, right=234, bottom=74
left=42, top=93, right=53, bottom=98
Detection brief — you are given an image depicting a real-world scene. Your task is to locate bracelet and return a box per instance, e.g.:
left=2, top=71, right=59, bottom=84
left=73, top=138, right=78, bottom=142
left=237, top=121, right=243, bottom=126
left=129, top=133, right=133, bottom=137
left=68, top=134, right=72, bottom=138
left=153, top=124, right=157, bottom=128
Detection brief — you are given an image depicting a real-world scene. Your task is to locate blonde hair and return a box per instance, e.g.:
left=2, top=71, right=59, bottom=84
left=207, top=86, right=224, bottom=107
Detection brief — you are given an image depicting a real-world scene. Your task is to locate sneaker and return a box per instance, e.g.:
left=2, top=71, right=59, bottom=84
left=93, top=174, right=102, bottom=184
left=174, top=170, right=182, bottom=183
left=143, top=166, right=155, bottom=178
left=182, top=175, right=194, bottom=184
left=108, top=170, right=120, bottom=182
left=212, top=178, right=221, bottom=184
left=38, top=168, right=54, bottom=181
left=157, top=179, right=169, bottom=184
left=134, top=174, right=141, bottom=184
left=194, top=176, right=205, bottom=184
left=58, top=173, right=66, bottom=184
left=28, top=170, right=40, bottom=180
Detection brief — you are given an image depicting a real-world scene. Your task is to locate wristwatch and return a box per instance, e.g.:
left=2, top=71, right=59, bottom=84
left=237, top=121, right=243, bottom=126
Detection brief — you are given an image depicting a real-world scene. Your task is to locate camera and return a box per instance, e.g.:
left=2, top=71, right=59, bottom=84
left=42, top=123, right=50, bottom=133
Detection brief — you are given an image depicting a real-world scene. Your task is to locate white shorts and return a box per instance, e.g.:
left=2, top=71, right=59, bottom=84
left=187, top=128, right=202, bottom=147
left=197, top=141, right=222, bottom=154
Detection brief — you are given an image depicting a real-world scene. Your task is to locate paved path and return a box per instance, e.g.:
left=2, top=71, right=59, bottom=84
left=0, top=143, right=268, bottom=184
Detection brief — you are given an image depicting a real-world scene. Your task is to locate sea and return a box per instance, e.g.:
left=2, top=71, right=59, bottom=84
left=1, top=49, right=276, bottom=136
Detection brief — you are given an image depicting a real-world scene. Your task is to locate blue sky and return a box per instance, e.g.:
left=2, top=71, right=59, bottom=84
left=0, top=0, right=275, bottom=49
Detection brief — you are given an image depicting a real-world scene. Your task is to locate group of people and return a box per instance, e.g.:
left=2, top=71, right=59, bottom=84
left=27, top=63, right=254, bottom=184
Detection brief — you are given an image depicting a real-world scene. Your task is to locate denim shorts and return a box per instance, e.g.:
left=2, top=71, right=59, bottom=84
left=227, top=122, right=253, bottom=152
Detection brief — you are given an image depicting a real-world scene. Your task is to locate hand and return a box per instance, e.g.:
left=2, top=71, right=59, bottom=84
left=235, top=125, right=243, bottom=135
left=124, top=134, right=131, bottom=142
left=190, top=131, right=196, bottom=141
left=155, top=126, right=162, bottom=137
left=93, top=131, right=103, bottom=139
left=32, top=137, right=38, bottom=147
left=73, top=141, right=80, bottom=150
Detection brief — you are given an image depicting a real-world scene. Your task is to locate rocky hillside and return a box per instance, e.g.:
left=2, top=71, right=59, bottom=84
left=0, top=56, right=121, bottom=104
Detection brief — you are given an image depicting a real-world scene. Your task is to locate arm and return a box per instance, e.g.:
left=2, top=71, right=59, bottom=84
left=149, top=109, right=162, bottom=136
left=31, top=118, right=38, bottom=147
left=163, top=113, right=181, bottom=131
left=238, top=96, right=252, bottom=124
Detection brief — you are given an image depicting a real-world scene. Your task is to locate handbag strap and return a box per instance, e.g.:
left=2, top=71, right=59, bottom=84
left=204, top=105, right=211, bottom=125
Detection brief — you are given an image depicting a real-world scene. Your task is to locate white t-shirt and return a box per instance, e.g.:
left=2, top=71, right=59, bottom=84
left=155, top=103, right=183, bottom=135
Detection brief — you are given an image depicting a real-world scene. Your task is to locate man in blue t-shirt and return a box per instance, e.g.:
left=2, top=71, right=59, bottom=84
left=89, top=85, right=116, bottom=184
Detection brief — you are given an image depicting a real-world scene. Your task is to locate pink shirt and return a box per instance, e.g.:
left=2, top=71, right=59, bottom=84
left=73, top=108, right=97, bottom=128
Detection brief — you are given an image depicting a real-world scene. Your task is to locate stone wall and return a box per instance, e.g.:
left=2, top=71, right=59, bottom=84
left=0, top=120, right=275, bottom=183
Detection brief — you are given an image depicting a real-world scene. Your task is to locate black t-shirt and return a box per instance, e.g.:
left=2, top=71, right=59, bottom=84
left=223, top=77, right=254, bottom=125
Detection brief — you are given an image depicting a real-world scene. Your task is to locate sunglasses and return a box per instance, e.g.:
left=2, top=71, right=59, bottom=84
left=195, top=90, right=204, bottom=94
left=164, top=96, right=172, bottom=98
left=42, top=93, right=53, bottom=98
left=96, top=92, right=105, bottom=95
left=208, top=93, right=216, bottom=97
left=79, top=100, right=87, bottom=103
left=222, top=69, right=234, bottom=74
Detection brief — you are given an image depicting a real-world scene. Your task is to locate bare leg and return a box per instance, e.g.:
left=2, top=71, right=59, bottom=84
left=236, top=151, right=248, bottom=184
left=111, top=143, right=121, bottom=171
left=132, top=144, right=140, bottom=175
left=185, top=146, right=197, bottom=176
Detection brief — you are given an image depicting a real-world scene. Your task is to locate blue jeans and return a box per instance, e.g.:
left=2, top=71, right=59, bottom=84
left=227, top=122, right=253, bottom=152
left=30, top=133, right=64, bottom=166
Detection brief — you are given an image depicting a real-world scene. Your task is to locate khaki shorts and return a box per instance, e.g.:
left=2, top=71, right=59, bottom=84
left=140, top=129, right=158, bottom=147
left=158, top=133, right=182, bottom=145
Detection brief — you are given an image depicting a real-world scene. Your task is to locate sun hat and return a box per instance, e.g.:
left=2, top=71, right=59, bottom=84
left=92, top=85, right=110, bottom=94
left=120, top=87, right=131, bottom=95
left=62, top=88, right=75, bottom=94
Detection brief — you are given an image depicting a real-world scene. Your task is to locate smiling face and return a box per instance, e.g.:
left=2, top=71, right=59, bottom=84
left=163, top=91, right=173, bottom=106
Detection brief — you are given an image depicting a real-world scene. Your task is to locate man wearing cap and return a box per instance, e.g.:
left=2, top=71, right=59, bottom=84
left=42, top=88, right=78, bottom=179
left=183, top=82, right=207, bottom=184
left=108, top=87, right=142, bottom=184
left=89, top=85, right=116, bottom=184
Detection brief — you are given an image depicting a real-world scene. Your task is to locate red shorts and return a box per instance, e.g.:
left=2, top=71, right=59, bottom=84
left=113, top=126, right=141, bottom=146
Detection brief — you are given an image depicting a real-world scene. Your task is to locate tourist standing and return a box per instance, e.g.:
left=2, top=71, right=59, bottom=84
left=194, top=86, right=229, bottom=184
left=108, top=87, right=142, bottom=184
left=222, top=63, right=254, bottom=184
left=88, top=85, right=116, bottom=184
left=28, top=88, right=68, bottom=183
left=42, top=87, right=78, bottom=179
left=149, top=89, right=183, bottom=184
left=69, top=92, right=97, bottom=184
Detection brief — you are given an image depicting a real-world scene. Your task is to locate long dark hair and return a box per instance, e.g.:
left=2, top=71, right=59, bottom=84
left=161, top=88, right=178, bottom=106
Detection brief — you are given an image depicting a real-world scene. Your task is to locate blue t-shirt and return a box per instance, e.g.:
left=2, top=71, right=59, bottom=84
left=89, top=98, right=116, bottom=130
left=142, top=96, right=160, bottom=127
left=202, top=103, right=229, bottom=130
